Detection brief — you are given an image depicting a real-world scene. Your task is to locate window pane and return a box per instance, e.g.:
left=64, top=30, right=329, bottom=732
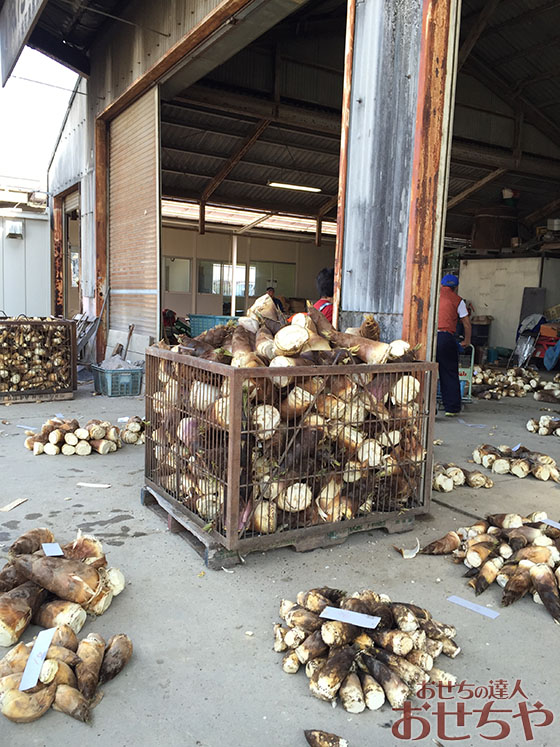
left=164, top=257, right=191, bottom=293
left=222, top=264, right=246, bottom=297
left=198, top=260, right=221, bottom=294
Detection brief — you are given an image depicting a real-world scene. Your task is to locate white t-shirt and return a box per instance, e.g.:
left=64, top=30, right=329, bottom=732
left=457, top=300, right=468, bottom=319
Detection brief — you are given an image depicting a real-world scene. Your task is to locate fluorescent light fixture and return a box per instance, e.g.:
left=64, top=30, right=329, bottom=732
left=267, top=181, right=322, bottom=193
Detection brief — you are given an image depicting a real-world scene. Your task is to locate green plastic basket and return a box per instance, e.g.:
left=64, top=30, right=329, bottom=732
left=189, top=314, right=236, bottom=337
left=91, top=365, right=143, bottom=397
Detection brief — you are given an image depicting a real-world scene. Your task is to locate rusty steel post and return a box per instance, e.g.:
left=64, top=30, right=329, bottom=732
left=95, top=118, right=108, bottom=362
left=402, top=0, right=460, bottom=357
left=333, top=0, right=356, bottom=330
left=52, top=196, right=64, bottom=317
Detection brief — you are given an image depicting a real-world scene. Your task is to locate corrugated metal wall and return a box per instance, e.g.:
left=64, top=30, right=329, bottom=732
left=0, top=214, right=51, bottom=316
left=108, top=88, right=160, bottom=338
left=340, top=0, right=423, bottom=341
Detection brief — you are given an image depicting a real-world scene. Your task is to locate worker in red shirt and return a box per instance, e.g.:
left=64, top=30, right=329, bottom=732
left=437, top=274, right=471, bottom=416
left=314, top=268, right=334, bottom=322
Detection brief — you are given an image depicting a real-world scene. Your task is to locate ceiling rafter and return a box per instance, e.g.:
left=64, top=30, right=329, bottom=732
left=481, top=0, right=560, bottom=37
left=522, top=196, right=560, bottom=225
left=201, top=119, right=271, bottom=202
left=447, top=168, right=507, bottom=210
left=465, top=57, right=560, bottom=147
left=458, top=0, right=502, bottom=71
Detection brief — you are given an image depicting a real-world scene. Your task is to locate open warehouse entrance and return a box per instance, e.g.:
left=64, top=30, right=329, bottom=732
left=443, top=0, right=560, bottom=359
left=157, top=0, right=345, bottom=325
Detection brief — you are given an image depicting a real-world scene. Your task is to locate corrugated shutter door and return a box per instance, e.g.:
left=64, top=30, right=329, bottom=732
left=63, top=191, right=79, bottom=213
left=108, top=88, right=159, bottom=338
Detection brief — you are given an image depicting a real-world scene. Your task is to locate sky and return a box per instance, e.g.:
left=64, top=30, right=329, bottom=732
left=0, top=47, right=78, bottom=190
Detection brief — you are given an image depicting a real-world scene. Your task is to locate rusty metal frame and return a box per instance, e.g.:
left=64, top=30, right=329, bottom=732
left=52, top=182, right=81, bottom=318
left=94, top=119, right=108, bottom=362
left=402, top=0, right=460, bottom=357
left=144, top=347, right=437, bottom=554
left=332, top=0, right=356, bottom=330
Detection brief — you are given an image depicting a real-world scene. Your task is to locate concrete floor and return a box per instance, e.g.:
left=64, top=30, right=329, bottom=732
left=1, top=385, right=559, bottom=746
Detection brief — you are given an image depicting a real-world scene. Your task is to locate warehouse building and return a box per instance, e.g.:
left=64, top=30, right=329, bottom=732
left=2, top=0, right=559, bottom=360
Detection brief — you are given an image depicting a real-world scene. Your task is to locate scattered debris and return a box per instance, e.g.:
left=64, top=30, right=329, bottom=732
left=419, top=512, right=560, bottom=625
left=275, top=587, right=462, bottom=714
left=305, top=730, right=348, bottom=747
left=433, top=439, right=443, bottom=446
left=393, top=538, right=420, bottom=559
left=0, top=498, right=28, bottom=512
left=76, top=483, right=111, bottom=489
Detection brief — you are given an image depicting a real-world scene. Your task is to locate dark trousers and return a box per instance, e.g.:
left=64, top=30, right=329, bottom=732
left=436, top=331, right=461, bottom=413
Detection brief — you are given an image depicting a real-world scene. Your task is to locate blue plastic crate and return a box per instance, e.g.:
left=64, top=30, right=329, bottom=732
left=91, top=365, right=143, bottom=397
left=189, top=314, right=237, bottom=337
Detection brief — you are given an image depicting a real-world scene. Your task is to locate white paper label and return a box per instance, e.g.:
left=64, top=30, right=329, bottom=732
left=320, top=606, right=381, bottom=629
left=543, top=518, right=560, bottom=530
left=42, top=542, right=64, bottom=556
left=447, top=595, right=499, bottom=619
left=19, top=628, right=57, bottom=691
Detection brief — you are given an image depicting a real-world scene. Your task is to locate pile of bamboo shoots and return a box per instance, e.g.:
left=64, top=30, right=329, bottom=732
left=0, top=318, right=73, bottom=395
left=275, top=587, right=462, bottom=714
left=472, top=366, right=544, bottom=400
left=150, top=294, right=429, bottom=531
left=0, top=528, right=125, bottom=648
left=24, top=418, right=126, bottom=456
left=527, top=415, right=560, bottom=436
left=473, top=444, right=560, bottom=482
left=120, top=416, right=146, bottom=445
left=433, top=463, right=493, bottom=492
left=419, top=512, right=560, bottom=624
left=0, top=629, right=132, bottom=723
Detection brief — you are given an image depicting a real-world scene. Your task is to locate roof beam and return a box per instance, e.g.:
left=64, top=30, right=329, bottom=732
left=163, top=168, right=336, bottom=200
left=451, top=139, right=560, bottom=180
left=174, top=84, right=341, bottom=137
left=458, top=0, right=502, bottom=71
left=161, top=145, right=338, bottom=180
left=481, top=0, right=560, bottom=37
left=201, top=119, right=270, bottom=202
left=163, top=187, right=335, bottom=222
left=317, top=195, right=338, bottom=217
left=447, top=168, right=507, bottom=209
left=522, top=196, right=560, bottom=226
left=235, top=212, right=276, bottom=234
left=465, top=57, right=560, bottom=146
left=28, top=27, right=90, bottom=77
left=493, top=34, right=560, bottom=67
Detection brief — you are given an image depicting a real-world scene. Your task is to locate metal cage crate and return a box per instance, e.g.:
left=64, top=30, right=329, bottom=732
left=144, top=348, right=437, bottom=562
left=0, top=317, right=77, bottom=403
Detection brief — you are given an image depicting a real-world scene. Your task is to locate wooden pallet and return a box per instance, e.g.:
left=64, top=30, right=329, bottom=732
left=142, top=483, right=416, bottom=567
left=0, top=391, right=74, bottom=404
left=141, top=485, right=241, bottom=569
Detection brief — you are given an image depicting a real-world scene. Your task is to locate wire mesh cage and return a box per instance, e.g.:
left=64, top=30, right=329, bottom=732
left=0, top=317, right=77, bottom=402
left=145, top=348, right=437, bottom=554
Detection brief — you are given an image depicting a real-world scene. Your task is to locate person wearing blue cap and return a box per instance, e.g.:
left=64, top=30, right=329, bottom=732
left=437, top=274, right=471, bottom=415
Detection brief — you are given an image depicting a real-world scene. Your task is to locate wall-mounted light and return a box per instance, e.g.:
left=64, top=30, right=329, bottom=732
left=6, top=220, right=24, bottom=239
left=267, top=181, right=322, bottom=193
